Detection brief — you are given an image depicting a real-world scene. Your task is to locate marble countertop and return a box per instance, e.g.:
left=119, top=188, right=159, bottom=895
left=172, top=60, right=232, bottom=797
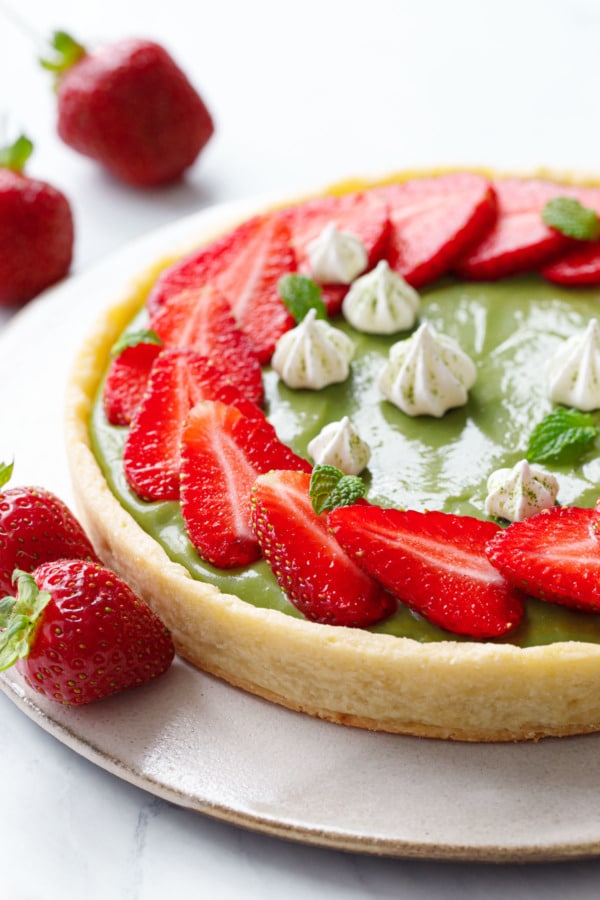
left=4, top=0, right=600, bottom=896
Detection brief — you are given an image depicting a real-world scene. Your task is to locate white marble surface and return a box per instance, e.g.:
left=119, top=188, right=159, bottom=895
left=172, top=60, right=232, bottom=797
left=4, top=0, right=600, bottom=896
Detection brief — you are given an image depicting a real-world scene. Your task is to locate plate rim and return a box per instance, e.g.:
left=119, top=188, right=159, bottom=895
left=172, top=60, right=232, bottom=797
left=3, top=187, right=600, bottom=864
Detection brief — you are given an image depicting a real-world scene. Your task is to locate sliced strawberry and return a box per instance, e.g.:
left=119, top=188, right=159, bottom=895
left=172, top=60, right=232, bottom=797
left=542, top=242, right=600, bottom=285
left=145, top=214, right=263, bottom=317
left=455, top=177, right=577, bottom=280
left=146, top=214, right=296, bottom=362
left=486, top=505, right=600, bottom=612
left=278, top=190, right=390, bottom=313
left=123, top=349, right=263, bottom=502
left=213, top=213, right=296, bottom=363
left=329, top=506, right=524, bottom=638
left=251, top=470, right=396, bottom=627
left=280, top=188, right=390, bottom=266
left=103, top=338, right=162, bottom=426
left=374, top=172, right=496, bottom=287
left=180, top=402, right=311, bottom=568
left=540, top=184, right=600, bottom=285
left=149, top=284, right=263, bottom=406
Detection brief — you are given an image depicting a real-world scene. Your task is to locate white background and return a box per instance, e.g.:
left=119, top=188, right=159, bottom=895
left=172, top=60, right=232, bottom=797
left=4, top=0, right=600, bottom=896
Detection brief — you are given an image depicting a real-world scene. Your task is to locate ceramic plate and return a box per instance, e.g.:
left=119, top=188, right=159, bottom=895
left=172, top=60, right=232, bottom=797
left=2, top=197, right=600, bottom=864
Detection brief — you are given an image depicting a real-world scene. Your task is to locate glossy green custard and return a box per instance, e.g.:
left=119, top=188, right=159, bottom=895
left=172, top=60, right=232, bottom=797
left=90, top=274, right=600, bottom=646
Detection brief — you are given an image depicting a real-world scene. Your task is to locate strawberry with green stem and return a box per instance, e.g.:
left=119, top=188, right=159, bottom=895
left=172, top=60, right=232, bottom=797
left=0, top=134, right=73, bottom=305
left=41, top=31, right=214, bottom=187
left=0, top=562, right=174, bottom=705
left=0, top=461, right=98, bottom=596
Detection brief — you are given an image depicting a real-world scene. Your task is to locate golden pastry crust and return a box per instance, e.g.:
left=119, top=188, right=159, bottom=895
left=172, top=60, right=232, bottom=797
left=65, top=173, right=600, bottom=742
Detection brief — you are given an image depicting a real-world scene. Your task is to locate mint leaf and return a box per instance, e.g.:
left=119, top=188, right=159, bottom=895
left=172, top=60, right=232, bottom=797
left=278, top=274, right=327, bottom=323
left=542, top=197, right=600, bottom=242
left=309, top=464, right=365, bottom=514
left=526, top=407, right=599, bottom=464
left=110, top=328, right=162, bottom=357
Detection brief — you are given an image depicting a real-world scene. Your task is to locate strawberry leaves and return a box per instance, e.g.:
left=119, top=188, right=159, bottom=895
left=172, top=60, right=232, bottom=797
left=0, top=571, right=51, bottom=671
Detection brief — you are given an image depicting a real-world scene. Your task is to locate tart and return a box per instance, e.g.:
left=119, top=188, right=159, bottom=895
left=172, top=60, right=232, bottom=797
left=65, top=168, right=600, bottom=742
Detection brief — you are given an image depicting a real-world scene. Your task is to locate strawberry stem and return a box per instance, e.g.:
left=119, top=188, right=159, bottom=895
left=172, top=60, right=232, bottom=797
left=0, top=459, right=14, bottom=489
left=0, top=135, right=33, bottom=173
left=39, top=31, right=86, bottom=81
left=0, top=571, right=51, bottom=671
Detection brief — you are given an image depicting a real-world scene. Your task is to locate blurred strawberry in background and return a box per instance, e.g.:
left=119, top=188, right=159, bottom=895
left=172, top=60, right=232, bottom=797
left=0, top=133, right=74, bottom=306
left=42, top=31, right=215, bottom=187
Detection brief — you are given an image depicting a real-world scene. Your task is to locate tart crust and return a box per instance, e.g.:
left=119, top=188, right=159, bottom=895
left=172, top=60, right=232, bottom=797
left=65, top=172, right=600, bottom=742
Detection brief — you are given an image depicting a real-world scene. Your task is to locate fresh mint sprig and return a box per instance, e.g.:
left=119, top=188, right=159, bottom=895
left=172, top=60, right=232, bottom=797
left=309, top=464, right=366, bottom=515
left=542, top=197, right=600, bottom=242
left=526, top=407, right=599, bottom=464
left=278, top=274, right=327, bottom=323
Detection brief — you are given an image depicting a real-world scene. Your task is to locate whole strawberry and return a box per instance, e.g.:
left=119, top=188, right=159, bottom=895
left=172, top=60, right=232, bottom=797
left=0, top=563, right=175, bottom=705
left=42, top=32, right=214, bottom=187
left=0, top=135, right=74, bottom=305
left=0, top=461, right=98, bottom=595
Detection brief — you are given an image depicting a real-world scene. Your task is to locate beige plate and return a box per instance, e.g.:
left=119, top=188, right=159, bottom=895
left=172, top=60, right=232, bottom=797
left=3, top=197, right=600, bottom=862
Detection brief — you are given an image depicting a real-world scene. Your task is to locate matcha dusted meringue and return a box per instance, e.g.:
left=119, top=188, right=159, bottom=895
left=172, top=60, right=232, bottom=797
left=271, top=308, right=355, bottom=389
left=484, top=459, right=559, bottom=522
left=306, top=222, right=368, bottom=285
left=307, top=416, right=371, bottom=475
left=546, top=318, right=600, bottom=411
left=342, top=260, right=420, bottom=334
left=378, top=322, right=476, bottom=417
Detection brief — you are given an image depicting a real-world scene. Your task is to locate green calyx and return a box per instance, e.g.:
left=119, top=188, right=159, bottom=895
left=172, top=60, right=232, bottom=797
left=0, top=459, right=14, bottom=490
left=0, top=135, right=33, bottom=173
left=110, top=328, right=163, bottom=358
left=526, top=407, right=599, bottom=464
left=39, top=31, right=86, bottom=84
left=542, top=197, right=600, bottom=242
left=278, top=274, right=327, bottom=323
left=0, top=571, right=51, bottom=672
left=309, top=464, right=366, bottom=515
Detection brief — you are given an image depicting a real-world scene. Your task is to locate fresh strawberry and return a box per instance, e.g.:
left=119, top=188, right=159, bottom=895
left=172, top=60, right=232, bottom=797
left=250, top=470, right=395, bottom=626
left=375, top=172, right=497, bottom=288
left=0, top=563, right=174, bottom=705
left=149, top=284, right=264, bottom=405
left=103, top=330, right=163, bottom=426
left=0, top=462, right=98, bottom=596
left=329, top=506, right=524, bottom=638
left=42, top=32, right=214, bottom=187
left=123, top=349, right=263, bottom=502
left=277, top=190, right=390, bottom=314
left=0, top=135, right=73, bottom=306
left=455, top=177, right=577, bottom=280
left=486, top=505, right=600, bottom=611
left=181, top=402, right=311, bottom=568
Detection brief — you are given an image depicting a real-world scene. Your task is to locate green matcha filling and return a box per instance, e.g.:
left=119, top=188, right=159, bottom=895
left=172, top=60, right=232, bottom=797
left=90, top=274, right=600, bottom=647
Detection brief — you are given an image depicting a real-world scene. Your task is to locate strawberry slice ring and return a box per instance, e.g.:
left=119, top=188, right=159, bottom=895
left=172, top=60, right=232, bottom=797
left=65, top=169, right=600, bottom=742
